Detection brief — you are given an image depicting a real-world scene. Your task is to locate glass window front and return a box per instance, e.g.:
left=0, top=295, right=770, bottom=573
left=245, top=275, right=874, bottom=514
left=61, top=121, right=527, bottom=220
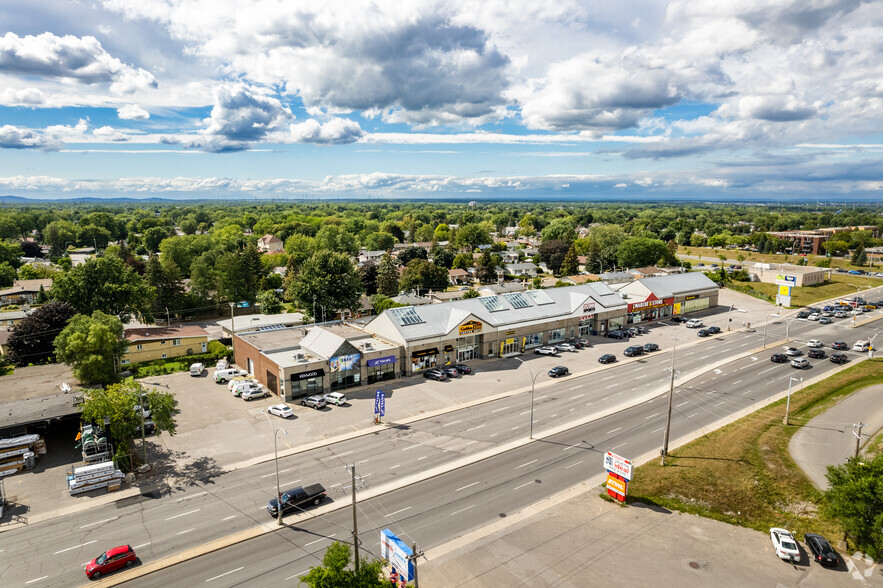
left=367, top=363, right=395, bottom=384
left=548, top=328, right=564, bottom=342
left=292, top=376, right=323, bottom=399
left=524, top=332, right=542, bottom=348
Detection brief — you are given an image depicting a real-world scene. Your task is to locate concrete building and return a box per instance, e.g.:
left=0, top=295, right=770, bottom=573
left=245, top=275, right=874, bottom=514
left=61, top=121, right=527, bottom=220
left=217, top=312, right=305, bottom=338
left=766, top=231, right=828, bottom=255
left=614, top=273, right=720, bottom=325
left=748, top=263, right=831, bottom=287
left=122, top=325, right=209, bottom=365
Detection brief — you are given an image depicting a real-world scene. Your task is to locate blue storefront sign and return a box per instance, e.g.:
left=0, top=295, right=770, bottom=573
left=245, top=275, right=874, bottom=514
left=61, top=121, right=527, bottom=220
left=374, top=389, right=384, bottom=415
left=367, top=355, right=397, bottom=367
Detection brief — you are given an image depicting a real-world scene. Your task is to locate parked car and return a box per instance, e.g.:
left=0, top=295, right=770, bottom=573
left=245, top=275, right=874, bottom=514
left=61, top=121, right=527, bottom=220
left=808, top=348, right=826, bottom=359
left=706, top=326, right=721, bottom=334
left=267, top=404, right=294, bottom=418
left=534, top=346, right=558, bottom=356
left=548, top=366, right=569, bottom=378
left=784, top=347, right=802, bottom=356
left=790, top=358, right=809, bottom=369
left=228, top=377, right=256, bottom=392
left=831, top=341, right=848, bottom=350
left=453, top=363, right=472, bottom=374
left=804, top=533, right=839, bottom=566
left=642, top=343, right=659, bottom=352
left=216, top=358, right=229, bottom=371
left=231, top=381, right=263, bottom=397
left=85, top=545, right=136, bottom=580
left=807, top=313, right=821, bottom=321
left=423, top=368, right=448, bottom=381
left=770, top=528, right=801, bottom=562
left=323, top=392, right=347, bottom=406
left=215, top=368, right=248, bottom=383
left=442, top=366, right=460, bottom=378
left=770, top=354, right=788, bottom=363
left=670, top=316, right=688, bottom=323
left=819, top=317, right=832, bottom=324
left=623, top=345, right=644, bottom=357
left=568, top=337, right=589, bottom=349
left=625, top=327, right=640, bottom=337
left=189, top=362, right=205, bottom=376
left=142, top=420, right=156, bottom=435
left=598, top=354, right=617, bottom=364
left=241, top=387, right=270, bottom=401
left=685, top=319, right=704, bottom=328
left=634, top=325, right=650, bottom=334
left=134, top=404, right=150, bottom=420
left=605, top=330, right=628, bottom=339
left=807, top=339, right=823, bottom=348
left=301, top=395, right=327, bottom=409
left=830, top=353, right=849, bottom=364
left=796, top=310, right=810, bottom=319
left=554, top=343, right=577, bottom=353
left=697, top=329, right=712, bottom=337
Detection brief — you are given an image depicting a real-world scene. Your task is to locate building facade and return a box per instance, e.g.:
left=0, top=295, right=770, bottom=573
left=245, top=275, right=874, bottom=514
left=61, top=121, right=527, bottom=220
left=123, top=326, right=209, bottom=365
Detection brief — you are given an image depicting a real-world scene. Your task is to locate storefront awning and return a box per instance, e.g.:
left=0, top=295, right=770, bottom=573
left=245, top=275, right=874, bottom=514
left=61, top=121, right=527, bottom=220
left=443, top=345, right=454, bottom=352
left=411, top=348, right=439, bottom=358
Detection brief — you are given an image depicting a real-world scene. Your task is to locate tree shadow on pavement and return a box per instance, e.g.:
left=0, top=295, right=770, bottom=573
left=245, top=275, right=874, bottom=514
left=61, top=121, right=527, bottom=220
left=136, top=442, right=225, bottom=497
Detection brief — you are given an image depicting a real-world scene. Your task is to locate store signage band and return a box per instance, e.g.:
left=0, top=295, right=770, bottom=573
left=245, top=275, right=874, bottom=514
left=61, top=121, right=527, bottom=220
left=458, top=320, right=483, bottom=335
left=367, top=355, right=396, bottom=367
left=294, top=368, right=325, bottom=381
left=411, top=348, right=439, bottom=358
left=582, top=302, right=596, bottom=313
left=627, top=297, right=673, bottom=312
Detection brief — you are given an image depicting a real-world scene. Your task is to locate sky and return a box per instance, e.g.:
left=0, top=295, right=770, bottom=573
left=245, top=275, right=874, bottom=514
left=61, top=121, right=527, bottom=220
left=0, top=0, right=882, bottom=201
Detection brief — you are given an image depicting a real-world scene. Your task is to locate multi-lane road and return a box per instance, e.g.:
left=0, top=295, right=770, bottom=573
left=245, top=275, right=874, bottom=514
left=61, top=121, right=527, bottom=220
left=2, top=304, right=881, bottom=586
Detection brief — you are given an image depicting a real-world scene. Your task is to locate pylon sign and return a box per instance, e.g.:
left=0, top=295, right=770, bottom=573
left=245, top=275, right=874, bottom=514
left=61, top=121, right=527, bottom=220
left=604, top=451, right=632, bottom=503
left=381, top=529, right=414, bottom=582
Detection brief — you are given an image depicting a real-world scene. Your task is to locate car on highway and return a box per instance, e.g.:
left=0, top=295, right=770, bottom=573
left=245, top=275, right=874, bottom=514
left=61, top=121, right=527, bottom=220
left=623, top=345, right=644, bottom=357
left=605, top=330, right=629, bottom=339
left=241, top=387, right=270, bottom=401
left=642, top=343, right=659, bottom=352
left=830, top=353, right=849, bottom=364
left=548, top=366, right=569, bottom=378
left=770, top=528, right=801, bottom=562
left=267, top=484, right=326, bottom=517
left=834, top=311, right=848, bottom=318
left=423, top=368, right=448, bottom=381
left=301, top=395, right=327, bottom=409
left=598, top=354, right=617, bottom=364
left=808, top=348, right=826, bottom=359
left=790, top=358, right=809, bottom=369
left=819, top=317, right=832, bottom=324
left=820, top=310, right=833, bottom=317
left=784, top=347, right=802, bottom=356
left=554, top=343, right=577, bottom=353
left=534, top=346, right=558, bottom=356
left=770, top=353, right=788, bottom=363
left=807, top=313, right=821, bottom=321
left=670, top=316, right=688, bottom=323
left=807, top=339, right=823, bottom=348
left=84, top=545, right=136, bottom=580
left=453, top=363, right=472, bottom=374
left=267, top=404, right=294, bottom=418
left=442, top=366, right=460, bottom=378
left=804, top=533, right=839, bottom=566
left=831, top=341, right=848, bottom=350
left=323, top=392, right=347, bottom=406
left=685, top=319, right=704, bottom=328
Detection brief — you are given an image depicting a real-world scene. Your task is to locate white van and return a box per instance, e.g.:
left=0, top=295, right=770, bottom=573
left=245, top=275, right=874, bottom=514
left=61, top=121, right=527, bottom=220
left=189, top=362, right=205, bottom=376
left=852, top=340, right=870, bottom=352
left=214, top=368, right=247, bottom=383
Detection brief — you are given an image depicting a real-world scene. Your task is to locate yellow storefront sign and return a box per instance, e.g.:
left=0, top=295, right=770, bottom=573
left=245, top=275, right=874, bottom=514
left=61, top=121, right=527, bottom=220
left=459, top=320, right=483, bottom=335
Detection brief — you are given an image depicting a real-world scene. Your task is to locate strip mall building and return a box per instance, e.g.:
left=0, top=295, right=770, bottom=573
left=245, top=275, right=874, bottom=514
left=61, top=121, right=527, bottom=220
left=232, top=273, right=719, bottom=400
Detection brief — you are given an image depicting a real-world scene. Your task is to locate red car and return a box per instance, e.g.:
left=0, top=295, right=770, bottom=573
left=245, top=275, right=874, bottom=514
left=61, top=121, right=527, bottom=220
left=85, top=545, right=136, bottom=579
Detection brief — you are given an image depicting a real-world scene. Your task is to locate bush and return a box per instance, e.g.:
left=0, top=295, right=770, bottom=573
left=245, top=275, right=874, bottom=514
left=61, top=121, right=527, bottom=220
left=128, top=341, right=230, bottom=378
left=815, top=259, right=831, bottom=268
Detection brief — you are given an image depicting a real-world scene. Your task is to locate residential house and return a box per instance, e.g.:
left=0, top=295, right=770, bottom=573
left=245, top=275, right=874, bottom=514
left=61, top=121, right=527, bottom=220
left=477, top=282, right=527, bottom=296
left=390, top=292, right=434, bottom=306
left=358, top=250, right=386, bottom=265
left=628, top=266, right=666, bottom=279
left=257, top=234, right=284, bottom=253
left=448, top=268, right=470, bottom=286
left=0, top=279, right=52, bottom=306
left=122, top=325, right=210, bottom=365
left=0, top=309, right=33, bottom=327
left=0, top=329, right=11, bottom=356
left=560, top=275, right=596, bottom=286
left=504, top=262, right=539, bottom=277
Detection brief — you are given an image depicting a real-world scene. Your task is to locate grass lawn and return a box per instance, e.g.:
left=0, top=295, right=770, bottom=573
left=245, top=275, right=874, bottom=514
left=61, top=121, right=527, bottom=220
left=678, top=246, right=881, bottom=273
left=626, top=359, right=883, bottom=547
left=729, top=274, right=883, bottom=308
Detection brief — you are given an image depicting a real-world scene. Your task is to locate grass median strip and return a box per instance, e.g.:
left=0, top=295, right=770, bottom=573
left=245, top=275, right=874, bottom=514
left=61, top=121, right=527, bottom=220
left=627, top=359, right=883, bottom=546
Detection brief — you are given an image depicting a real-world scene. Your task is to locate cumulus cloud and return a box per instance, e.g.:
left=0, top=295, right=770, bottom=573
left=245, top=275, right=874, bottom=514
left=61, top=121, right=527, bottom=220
left=287, top=118, right=364, bottom=145
left=200, top=83, right=292, bottom=149
left=117, top=104, right=150, bottom=120
left=0, top=32, right=157, bottom=93
left=0, top=125, right=60, bottom=150
left=0, top=87, right=47, bottom=106
left=93, top=126, right=130, bottom=141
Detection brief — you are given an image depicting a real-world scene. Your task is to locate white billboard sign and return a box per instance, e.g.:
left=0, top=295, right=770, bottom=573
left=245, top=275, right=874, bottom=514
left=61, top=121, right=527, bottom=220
left=604, top=451, right=634, bottom=481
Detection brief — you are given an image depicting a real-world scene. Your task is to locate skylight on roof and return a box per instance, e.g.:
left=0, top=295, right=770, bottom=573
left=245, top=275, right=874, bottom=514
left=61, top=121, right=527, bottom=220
left=390, top=306, right=425, bottom=326
left=479, top=296, right=508, bottom=312
left=503, top=292, right=533, bottom=309
left=526, top=290, right=554, bottom=305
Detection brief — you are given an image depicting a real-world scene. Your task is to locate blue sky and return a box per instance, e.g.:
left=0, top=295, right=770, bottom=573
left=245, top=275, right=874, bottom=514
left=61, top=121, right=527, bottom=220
left=0, top=0, right=882, bottom=200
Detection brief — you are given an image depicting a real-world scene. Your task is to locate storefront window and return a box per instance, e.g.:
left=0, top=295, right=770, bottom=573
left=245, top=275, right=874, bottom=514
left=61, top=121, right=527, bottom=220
left=411, top=348, right=439, bottom=372
left=291, top=370, right=325, bottom=399
left=548, top=328, right=564, bottom=342
left=330, top=353, right=361, bottom=391
left=524, top=333, right=542, bottom=348
left=456, top=336, right=478, bottom=362
left=367, top=363, right=396, bottom=384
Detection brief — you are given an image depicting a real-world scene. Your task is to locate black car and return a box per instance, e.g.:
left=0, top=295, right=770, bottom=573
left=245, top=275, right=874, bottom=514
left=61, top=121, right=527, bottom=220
left=643, top=343, right=659, bottom=352
left=770, top=353, right=788, bottom=363
left=623, top=345, right=644, bottom=357
left=671, top=316, right=688, bottom=323
left=423, top=368, right=447, bottom=381
left=442, top=366, right=460, bottom=378
left=796, top=310, right=810, bottom=319
left=804, top=533, right=838, bottom=566
left=808, top=348, right=826, bottom=359
left=634, top=325, right=650, bottom=334
left=697, top=329, right=711, bottom=337
left=605, top=330, right=628, bottom=339
left=706, top=326, right=721, bottom=334
left=831, top=341, right=848, bottom=350
left=598, top=353, right=616, bottom=364
left=548, top=366, right=569, bottom=378
left=830, top=353, right=848, bottom=364
left=453, top=363, right=471, bottom=374
left=267, top=484, right=326, bottom=516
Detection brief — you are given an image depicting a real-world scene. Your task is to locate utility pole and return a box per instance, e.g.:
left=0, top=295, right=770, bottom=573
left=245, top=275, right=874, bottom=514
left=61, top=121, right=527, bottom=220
left=852, top=422, right=867, bottom=459
left=350, top=464, right=360, bottom=573
left=408, top=542, right=424, bottom=588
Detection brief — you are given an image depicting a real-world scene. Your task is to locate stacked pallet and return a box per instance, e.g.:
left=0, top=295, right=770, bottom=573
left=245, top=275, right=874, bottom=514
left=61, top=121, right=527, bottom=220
left=0, top=434, right=41, bottom=479
left=68, top=461, right=125, bottom=495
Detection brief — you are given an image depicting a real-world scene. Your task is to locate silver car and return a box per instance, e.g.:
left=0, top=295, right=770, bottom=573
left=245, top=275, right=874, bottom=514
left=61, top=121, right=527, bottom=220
left=301, top=395, right=327, bottom=409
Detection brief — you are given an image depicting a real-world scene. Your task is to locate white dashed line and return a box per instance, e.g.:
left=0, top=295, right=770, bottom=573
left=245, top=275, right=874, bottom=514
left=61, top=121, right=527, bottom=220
left=389, top=464, right=401, bottom=470
left=206, top=567, right=244, bottom=583
left=612, top=442, right=628, bottom=450
left=25, top=577, right=48, bottom=584
left=221, top=516, right=236, bottom=522
left=285, top=571, right=310, bottom=581
left=133, top=542, right=152, bottom=549
left=80, top=516, right=118, bottom=528
left=450, top=505, right=475, bottom=516
left=166, top=509, right=200, bottom=521
left=732, top=380, right=742, bottom=385
left=570, top=393, right=585, bottom=399
left=565, top=460, right=583, bottom=469
left=607, top=427, right=622, bottom=434
left=651, top=427, right=665, bottom=434
left=55, top=540, right=97, bottom=554
left=515, top=460, right=538, bottom=469
left=417, top=456, right=427, bottom=461
left=443, top=420, right=463, bottom=427
left=176, top=491, right=207, bottom=502
left=466, top=424, right=485, bottom=432
left=385, top=506, right=412, bottom=517
left=688, top=413, right=699, bottom=419
left=491, top=406, right=509, bottom=413
left=177, top=528, right=195, bottom=535
left=456, top=482, right=480, bottom=492
left=634, top=374, right=647, bottom=380
left=602, top=375, right=615, bottom=381
left=644, top=413, right=660, bottom=420
left=261, top=469, right=290, bottom=478
left=569, top=385, right=583, bottom=390
left=305, top=535, right=336, bottom=547
left=513, top=481, right=535, bottom=491
left=676, top=402, right=688, bottom=408
left=520, top=410, right=531, bottom=415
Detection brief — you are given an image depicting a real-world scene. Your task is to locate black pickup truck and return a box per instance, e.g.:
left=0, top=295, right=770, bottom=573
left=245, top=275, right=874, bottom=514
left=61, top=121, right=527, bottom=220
left=267, top=484, right=326, bottom=517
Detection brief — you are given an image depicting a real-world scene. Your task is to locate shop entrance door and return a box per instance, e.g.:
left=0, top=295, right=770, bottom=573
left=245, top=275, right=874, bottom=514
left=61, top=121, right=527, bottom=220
left=500, top=339, right=520, bottom=356
left=458, top=347, right=476, bottom=362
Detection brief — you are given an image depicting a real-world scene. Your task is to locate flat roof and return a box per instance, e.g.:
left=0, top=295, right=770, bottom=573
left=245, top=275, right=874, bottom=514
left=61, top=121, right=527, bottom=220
left=0, top=392, right=82, bottom=430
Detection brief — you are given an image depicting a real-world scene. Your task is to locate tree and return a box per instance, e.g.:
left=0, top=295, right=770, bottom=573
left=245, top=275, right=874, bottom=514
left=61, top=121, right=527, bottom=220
left=452, top=252, right=473, bottom=270
left=455, top=223, right=491, bottom=251
left=256, top=289, right=283, bottom=315
left=358, top=261, right=379, bottom=296
left=300, top=541, right=393, bottom=588
left=51, top=256, right=156, bottom=323
left=19, top=239, right=42, bottom=258
left=362, top=231, right=395, bottom=252
left=538, top=240, right=570, bottom=275
left=560, top=244, right=579, bottom=276
left=476, top=249, right=498, bottom=283
left=315, top=224, right=358, bottom=255
left=7, top=301, right=77, bottom=366
left=540, top=218, right=576, bottom=244
left=43, top=220, right=77, bottom=257
left=852, top=245, right=867, bottom=266
left=144, top=254, right=184, bottom=320
left=376, top=252, right=400, bottom=297
left=430, top=246, right=455, bottom=269
left=370, top=294, right=406, bottom=313
left=54, top=311, right=127, bottom=385
left=397, top=246, right=428, bottom=266
left=616, top=237, right=672, bottom=269
left=462, top=289, right=480, bottom=299
left=0, top=261, right=15, bottom=287
left=289, top=251, right=364, bottom=319
left=824, top=451, right=883, bottom=558
left=399, top=259, right=448, bottom=293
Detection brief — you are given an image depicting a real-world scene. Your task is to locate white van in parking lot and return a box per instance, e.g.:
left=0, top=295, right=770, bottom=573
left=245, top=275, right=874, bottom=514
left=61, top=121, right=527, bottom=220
left=190, top=363, right=205, bottom=376
left=215, top=368, right=248, bottom=383
left=853, top=340, right=870, bottom=352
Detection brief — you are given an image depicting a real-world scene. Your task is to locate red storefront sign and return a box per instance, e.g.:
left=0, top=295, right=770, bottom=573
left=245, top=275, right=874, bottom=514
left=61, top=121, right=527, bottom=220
left=627, top=293, right=674, bottom=313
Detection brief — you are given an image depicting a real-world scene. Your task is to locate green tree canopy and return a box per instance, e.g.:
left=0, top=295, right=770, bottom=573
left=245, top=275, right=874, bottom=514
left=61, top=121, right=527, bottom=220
left=289, top=251, right=364, bottom=319
left=538, top=240, right=570, bottom=275
left=54, top=311, right=127, bottom=385
left=455, top=223, right=491, bottom=251
left=7, top=300, right=77, bottom=367
left=300, top=541, right=393, bottom=588
left=825, top=451, right=883, bottom=558
left=560, top=243, right=579, bottom=276
left=616, top=237, right=672, bottom=268
left=399, top=259, right=448, bottom=293
left=80, top=380, right=177, bottom=454
left=852, top=245, right=867, bottom=266
left=375, top=252, right=400, bottom=297
left=50, top=256, right=156, bottom=323
left=540, top=218, right=577, bottom=244
left=397, top=246, right=428, bottom=266
left=256, top=289, right=283, bottom=314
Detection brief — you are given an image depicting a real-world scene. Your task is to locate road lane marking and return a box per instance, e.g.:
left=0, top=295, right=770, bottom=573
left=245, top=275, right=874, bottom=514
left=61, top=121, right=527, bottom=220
left=742, top=389, right=753, bottom=395
left=489, top=433, right=498, bottom=437
left=513, top=481, right=535, bottom=491
left=80, top=517, right=118, bottom=528
left=515, top=460, right=538, bottom=469
left=177, top=528, right=195, bottom=535
left=565, top=460, right=583, bottom=469
left=329, top=483, right=342, bottom=488
left=305, top=534, right=336, bottom=547
left=569, top=385, right=583, bottom=390
left=334, top=451, right=353, bottom=458
left=602, top=375, right=615, bottom=381
left=280, top=480, right=301, bottom=488
left=206, top=567, right=244, bottom=582
left=549, top=414, right=558, bottom=418
left=389, top=464, right=401, bottom=469
left=176, top=491, right=207, bottom=502
left=570, top=393, right=585, bottom=399
left=732, top=380, right=742, bottom=385
left=605, top=383, right=617, bottom=389
left=563, top=443, right=581, bottom=451
left=25, top=577, right=48, bottom=584
left=740, top=342, right=749, bottom=347
left=401, top=445, right=419, bottom=451
left=464, top=440, right=476, bottom=446
left=700, top=355, right=710, bottom=359
left=491, top=406, right=509, bottom=413
left=644, top=413, right=660, bottom=420
left=456, top=482, right=480, bottom=492
left=285, top=572, right=310, bottom=581
left=55, top=540, right=97, bottom=554
left=417, top=456, right=427, bottom=460
left=443, top=420, right=463, bottom=427
left=676, top=402, right=688, bottom=408
left=634, top=374, right=647, bottom=380
left=688, top=413, right=699, bottom=419
left=612, top=442, right=628, bottom=450
left=466, top=425, right=485, bottom=432
left=260, top=469, right=290, bottom=478
left=520, top=410, right=531, bottom=415
left=166, top=509, right=200, bottom=521
left=221, top=516, right=236, bottom=522
left=683, top=352, right=695, bottom=356
left=651, top=427, right=665, bottom=434
left=759, top=366, right=778, bottom=374
left=385, top=507, right=412, bottom=517
left=133, top=542, right=152, bottom=549
left=511, top=426, right=520, bottom=430
left=607, top=427, right=622, bottom=434
left=450, top=505, right=475, bottom=516
left=536, top=395, right=548, bottom=400
left=715, top=401, right=726, bottom=406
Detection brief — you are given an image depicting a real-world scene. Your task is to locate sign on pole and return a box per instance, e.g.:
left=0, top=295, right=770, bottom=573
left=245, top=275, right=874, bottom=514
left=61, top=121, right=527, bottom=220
left=374, top=390, right=383, bottom=415
left=606, top=472, right=628, bottom=501
left=379, top=393, right=386, bottom=417
left=380, top=529, right=414, bottom=582
left=603, top=451, right=633, bottom=481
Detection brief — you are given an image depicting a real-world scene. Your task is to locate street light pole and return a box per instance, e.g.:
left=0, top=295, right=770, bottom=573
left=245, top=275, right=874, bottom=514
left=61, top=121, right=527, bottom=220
left=763, top=312, right=780, bottom=349
left=661, top=329, right=682, bottom=465
left=783, top=377, right=802, bottom=425
left=229, top=302, right=235, bottom=336
left=513, top=357, right=543, bottom=440
left=263, top=411, right=287, bottom=526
